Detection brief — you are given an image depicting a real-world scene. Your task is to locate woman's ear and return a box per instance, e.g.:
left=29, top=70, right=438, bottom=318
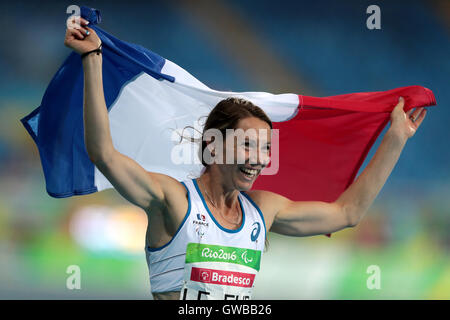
left=208, top=146, right=216, bottom=158
left=202, top=140, right=216, bottom=165
left=205, top=139, right=215, bottom=156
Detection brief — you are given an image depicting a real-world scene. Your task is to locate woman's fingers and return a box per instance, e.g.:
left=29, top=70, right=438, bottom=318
left=408, top=107, right=425, bottom=122
left=412, top=108, right=427, bottom=127
left=406, top=108, right=414, bottom=116
left=392, top=97, right=404, bottom=117
left=79, top=17, right=89, bottom=26
left=79, top=27, right=90, bottom=36
left=67, top=16, right=89, bottom=30
left=396, top=97, right=405, bottom=109
left=67, top=27, right=84, bottom=40
left=66, top=17, right=89, bottom=36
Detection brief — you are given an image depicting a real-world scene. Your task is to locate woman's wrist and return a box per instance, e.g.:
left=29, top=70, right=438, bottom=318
left=386, top=126, right=408, bottom=147
left=82, top=51, right=102, bottom=71
left=81, top=43, right=102, bottom=60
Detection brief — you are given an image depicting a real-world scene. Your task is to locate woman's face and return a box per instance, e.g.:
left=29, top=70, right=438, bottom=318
left=211, top=117, right=272, bottom=191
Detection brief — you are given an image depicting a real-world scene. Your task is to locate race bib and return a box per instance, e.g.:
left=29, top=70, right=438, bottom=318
left=180, top=242, right=261, bottom=300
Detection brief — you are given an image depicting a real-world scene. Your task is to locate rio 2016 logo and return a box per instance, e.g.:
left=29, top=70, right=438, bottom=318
left=201, top=247, right=237, bottom=261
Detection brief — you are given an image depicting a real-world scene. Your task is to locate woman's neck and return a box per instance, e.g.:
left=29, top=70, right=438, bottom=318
left=198, top=169, right=240, bottom=211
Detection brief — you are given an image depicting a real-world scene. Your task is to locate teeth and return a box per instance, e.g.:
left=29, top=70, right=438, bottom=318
left=240, top=168, right=258, bottom=176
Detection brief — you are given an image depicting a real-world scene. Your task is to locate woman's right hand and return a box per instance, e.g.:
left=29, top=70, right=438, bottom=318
left=64, top=16, right=101, bottom=55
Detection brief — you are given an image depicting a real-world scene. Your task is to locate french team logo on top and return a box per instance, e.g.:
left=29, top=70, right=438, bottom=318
left=197, top=213, right=206, bottom=221
left=194, top=213, right=209, bottom=227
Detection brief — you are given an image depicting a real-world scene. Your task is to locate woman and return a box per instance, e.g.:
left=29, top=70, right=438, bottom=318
left=64, top=18, right=427, bottom=300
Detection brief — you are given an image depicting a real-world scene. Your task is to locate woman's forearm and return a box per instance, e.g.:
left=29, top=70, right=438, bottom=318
left=336, top=128, right=408, bottom=225
left=82, top=53, right=114, bottom=162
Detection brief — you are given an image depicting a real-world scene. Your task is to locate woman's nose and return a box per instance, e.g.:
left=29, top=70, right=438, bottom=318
left=248, top=150, right=270, bottom=167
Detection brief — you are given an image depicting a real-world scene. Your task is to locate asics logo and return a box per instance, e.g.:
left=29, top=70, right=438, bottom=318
left=251, top=222, right=260, bottom=242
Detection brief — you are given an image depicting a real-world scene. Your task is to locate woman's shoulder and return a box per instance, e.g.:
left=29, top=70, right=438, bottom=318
left=242, top=189, right=286, bottom=226
left=244, top=189, right=286, bottom=203
left=145, top=172, right=189, bottom=220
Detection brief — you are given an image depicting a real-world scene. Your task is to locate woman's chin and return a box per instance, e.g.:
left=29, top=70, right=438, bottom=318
left=235, top=171, right=257, bottom=190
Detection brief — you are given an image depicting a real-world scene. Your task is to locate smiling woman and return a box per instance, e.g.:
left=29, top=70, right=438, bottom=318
left=54, top=9, right=430, bottom=301
left=145, top=97, right=274, bottom=299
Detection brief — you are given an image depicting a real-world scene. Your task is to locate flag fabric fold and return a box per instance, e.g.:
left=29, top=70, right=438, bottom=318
left=21, top=6, right=437, bottom=203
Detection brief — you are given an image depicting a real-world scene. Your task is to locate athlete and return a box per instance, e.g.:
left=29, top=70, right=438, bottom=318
left=64, top=18, right=427, bottom=300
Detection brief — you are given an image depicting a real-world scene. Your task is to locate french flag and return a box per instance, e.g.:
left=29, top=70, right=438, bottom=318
left=20, top=6, right=436, bottom=206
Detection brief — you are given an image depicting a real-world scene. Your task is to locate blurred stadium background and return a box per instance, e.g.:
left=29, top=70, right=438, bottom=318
left=0, top=0, right=449, bottom=299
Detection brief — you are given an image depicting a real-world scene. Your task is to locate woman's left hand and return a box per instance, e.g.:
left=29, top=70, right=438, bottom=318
left=390, top=96, right=427, bottom=141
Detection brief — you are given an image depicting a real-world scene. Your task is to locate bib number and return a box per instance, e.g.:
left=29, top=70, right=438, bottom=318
left=180, top=243, right=261, bottom=300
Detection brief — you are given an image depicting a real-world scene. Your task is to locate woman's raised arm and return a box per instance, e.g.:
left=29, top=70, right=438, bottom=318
left=63, top=17, right=184, bottom=210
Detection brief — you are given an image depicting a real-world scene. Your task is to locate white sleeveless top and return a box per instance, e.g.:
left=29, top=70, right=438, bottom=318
left=145, top=178, right=266, bottom=299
